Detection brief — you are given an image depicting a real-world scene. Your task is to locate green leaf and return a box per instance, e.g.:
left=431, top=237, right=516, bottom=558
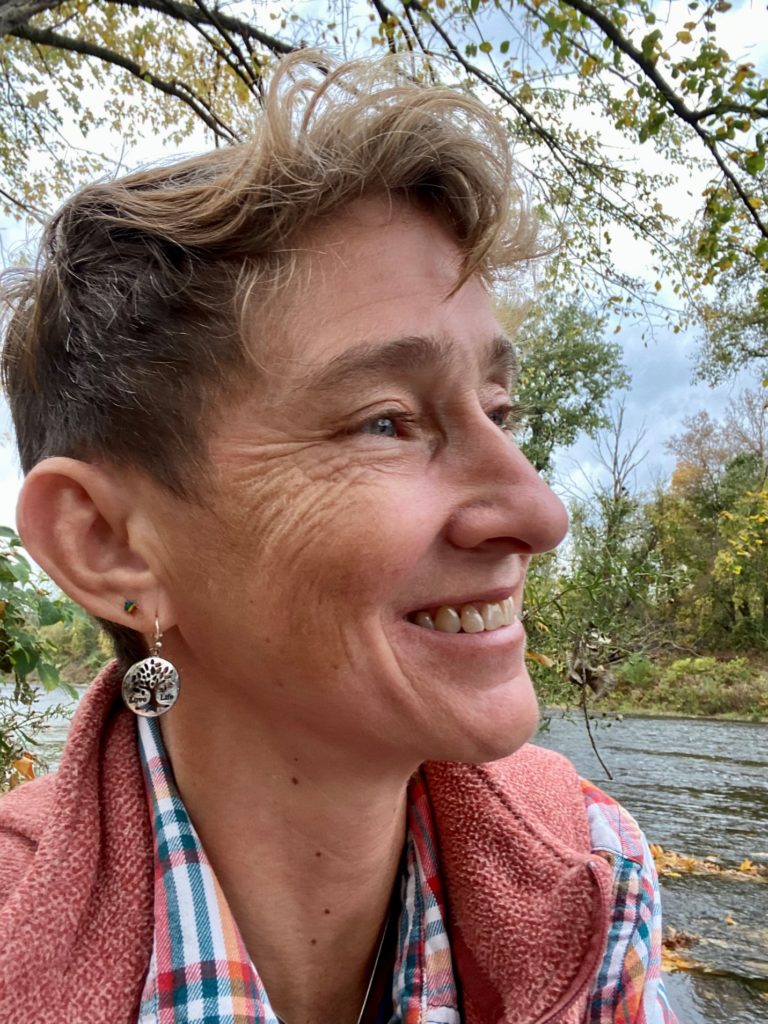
left=641, top=29, right=663, bottom=61
left=10, top=646, right=39, bottom=679
left=500, top=40, right=510, bottom=55
left=36, top=661, right=60, bottom=691
left=37, top=599, right=62, bottom=627
left=7, top=557, right=31, bottom=584
left=745, top=152, right=766, bottom=176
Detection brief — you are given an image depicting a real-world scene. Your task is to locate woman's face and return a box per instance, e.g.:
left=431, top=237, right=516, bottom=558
left=149, top=198, right=568, bottom=767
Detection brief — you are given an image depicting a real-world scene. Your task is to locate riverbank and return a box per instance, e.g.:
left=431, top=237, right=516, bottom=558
left=544, top=704, right=768, bottom=724
left=540, top=653, right=768, bottom=723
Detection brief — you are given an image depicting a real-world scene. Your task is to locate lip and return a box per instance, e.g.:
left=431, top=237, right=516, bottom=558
left=404, top=586, right=520, bottom=617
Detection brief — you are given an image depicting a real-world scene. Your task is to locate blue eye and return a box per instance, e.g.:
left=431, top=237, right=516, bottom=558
left=489, top=403, right=520, bottom=431
left=362, top=416, right=398, bottom=437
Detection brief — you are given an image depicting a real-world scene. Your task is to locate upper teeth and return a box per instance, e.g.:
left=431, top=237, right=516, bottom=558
left=412, top=597, right=516, bottom=633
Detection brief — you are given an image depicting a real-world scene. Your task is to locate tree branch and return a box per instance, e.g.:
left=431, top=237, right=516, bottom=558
left=107, top=0, right=296, bottom=56
left=11, top=23, right=240, bottom=142
left=189, top=0, right=259, bottom=88
left=372, top=0, right=398, bottom=55
left=693, top=102, right=768, bottom=124
left=183, top=2, right=258, bottom=97
left=560, top=0, right=768, bottom=242
left=0, top=0, right=62, bottom=36
left=401, top=0, right=606, bottom=183
left=0, top=182, right=47, bottom=220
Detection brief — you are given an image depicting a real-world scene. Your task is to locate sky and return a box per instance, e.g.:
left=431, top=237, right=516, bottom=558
left=0, top=0, right=766, bottom=536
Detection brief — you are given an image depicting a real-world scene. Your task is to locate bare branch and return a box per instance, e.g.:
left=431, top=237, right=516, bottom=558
left=108, top=0, right=296, bottom=56
left=0, top=182, right=47, bottom=221
left=372, top=0, right=399, bottom=55
left=0, top=0, right=63, bottom=36
left=10, top=23, right=240, bottom=142
left=189, top=0, right=260, bottom=88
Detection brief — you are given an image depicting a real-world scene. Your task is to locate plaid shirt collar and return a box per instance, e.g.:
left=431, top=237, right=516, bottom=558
left=136, top=716, right=460, bottom=1024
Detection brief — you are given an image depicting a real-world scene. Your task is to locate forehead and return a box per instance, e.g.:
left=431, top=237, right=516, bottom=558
left=258, top=197, right=507, bottom=388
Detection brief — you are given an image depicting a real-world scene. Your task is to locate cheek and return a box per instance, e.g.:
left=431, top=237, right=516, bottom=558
left=216, top=451, right=440, bottom=611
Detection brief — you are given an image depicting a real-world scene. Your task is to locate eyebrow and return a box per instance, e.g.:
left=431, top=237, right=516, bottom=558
left=301, top=333, right=519, bottom=396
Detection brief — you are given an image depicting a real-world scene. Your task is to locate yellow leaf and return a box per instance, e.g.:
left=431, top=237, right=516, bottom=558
left=26, top=90, right=48, bottom=110
left=725, top=913, right=736, bottom=925
left=662, top=949, right=698, bottom=972
left=12, top=754, right=36, bottom=781
left=676, top=30, right=693, bottom=44
left=526, top=651, right=554, bottom=668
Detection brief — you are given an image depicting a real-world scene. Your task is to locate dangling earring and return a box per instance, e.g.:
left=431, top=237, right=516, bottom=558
left=122, top=617, right=180, bottom=717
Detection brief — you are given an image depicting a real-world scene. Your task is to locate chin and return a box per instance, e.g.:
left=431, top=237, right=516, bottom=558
left=421, top=669, right=541, bottom=766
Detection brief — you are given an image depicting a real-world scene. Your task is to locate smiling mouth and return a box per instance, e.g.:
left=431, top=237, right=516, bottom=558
left=407, top=596, right=516, bottom=634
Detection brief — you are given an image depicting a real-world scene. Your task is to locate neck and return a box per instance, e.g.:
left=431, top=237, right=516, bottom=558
left=159, top=670, right=412, bottom=1024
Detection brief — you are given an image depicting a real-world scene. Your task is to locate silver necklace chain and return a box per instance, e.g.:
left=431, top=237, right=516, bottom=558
left=275, top=908, right=392, bottom=1024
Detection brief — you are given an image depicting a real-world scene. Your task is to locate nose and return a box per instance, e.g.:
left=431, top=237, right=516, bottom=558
left=443, top=417, right=569, bottom=554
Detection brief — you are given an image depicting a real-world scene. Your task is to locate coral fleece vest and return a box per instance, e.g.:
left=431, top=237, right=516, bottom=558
left=0, top=665, right=612, bottom=1023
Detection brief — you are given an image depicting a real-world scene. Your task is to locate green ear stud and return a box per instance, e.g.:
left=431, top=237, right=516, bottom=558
left=123, top=600, right=138, bottom=615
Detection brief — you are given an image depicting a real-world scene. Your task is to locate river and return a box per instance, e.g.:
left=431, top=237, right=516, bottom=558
left=538, top=711, right=768, bottom=1024
left=9, top=690, right=768, bottom=1022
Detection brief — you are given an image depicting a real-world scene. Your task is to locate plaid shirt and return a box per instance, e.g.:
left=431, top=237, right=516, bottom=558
left=137, top=718, right=676, bottom=1023
left=582, top=781, right=677, bottom=1024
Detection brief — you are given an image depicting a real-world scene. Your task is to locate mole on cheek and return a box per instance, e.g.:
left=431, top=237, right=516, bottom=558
left=291, top=777, right=299, bottom=785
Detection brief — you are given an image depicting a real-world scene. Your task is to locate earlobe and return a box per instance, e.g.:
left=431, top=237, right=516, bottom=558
left=16, top=457, right=164, bottom=632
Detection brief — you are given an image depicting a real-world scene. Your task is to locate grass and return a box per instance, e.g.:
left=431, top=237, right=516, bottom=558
left=595, top=653, right=768, bottom=721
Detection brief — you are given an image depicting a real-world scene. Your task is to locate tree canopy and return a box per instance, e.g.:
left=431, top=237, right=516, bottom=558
left=513, top=298, right=629, bottom=473
left=0, top=0, right=766, bottom=371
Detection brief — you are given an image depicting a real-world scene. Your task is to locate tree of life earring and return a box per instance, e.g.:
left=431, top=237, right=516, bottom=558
left=121, top=617, right=180, bottom=717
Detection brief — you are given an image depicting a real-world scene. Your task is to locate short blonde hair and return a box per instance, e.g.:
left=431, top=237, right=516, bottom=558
left=1, top=52, right=539, bottom=665
left=2, top=52, right=535, bottom=494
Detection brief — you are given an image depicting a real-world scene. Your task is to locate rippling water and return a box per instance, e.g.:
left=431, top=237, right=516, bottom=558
left=537, top=712, right=768, bottom=1024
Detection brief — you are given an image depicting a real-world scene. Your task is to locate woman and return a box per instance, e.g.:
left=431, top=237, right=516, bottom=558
left=0, top=55, right=676, bottom=1024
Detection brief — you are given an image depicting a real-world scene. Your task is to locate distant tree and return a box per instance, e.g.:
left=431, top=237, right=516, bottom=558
left=652, top=386, right=768, bottom=646
left=665, top=408, right=736, bottom=506
left=715, top=480, right=768, bottom=640
left=512, top=299, right=629, bottom=474
left=692, top=171, right=768, bottom=384
left=525, top=403, right=675, bottom=705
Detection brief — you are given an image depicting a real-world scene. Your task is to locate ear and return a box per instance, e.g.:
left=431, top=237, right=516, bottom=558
left=16, top=457, right=171, bottom=635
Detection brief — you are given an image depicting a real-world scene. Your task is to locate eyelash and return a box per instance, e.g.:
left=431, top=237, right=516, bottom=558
left=358, top=402, right=521, bottom=439
left=490, top=402, right=522, bottom=432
